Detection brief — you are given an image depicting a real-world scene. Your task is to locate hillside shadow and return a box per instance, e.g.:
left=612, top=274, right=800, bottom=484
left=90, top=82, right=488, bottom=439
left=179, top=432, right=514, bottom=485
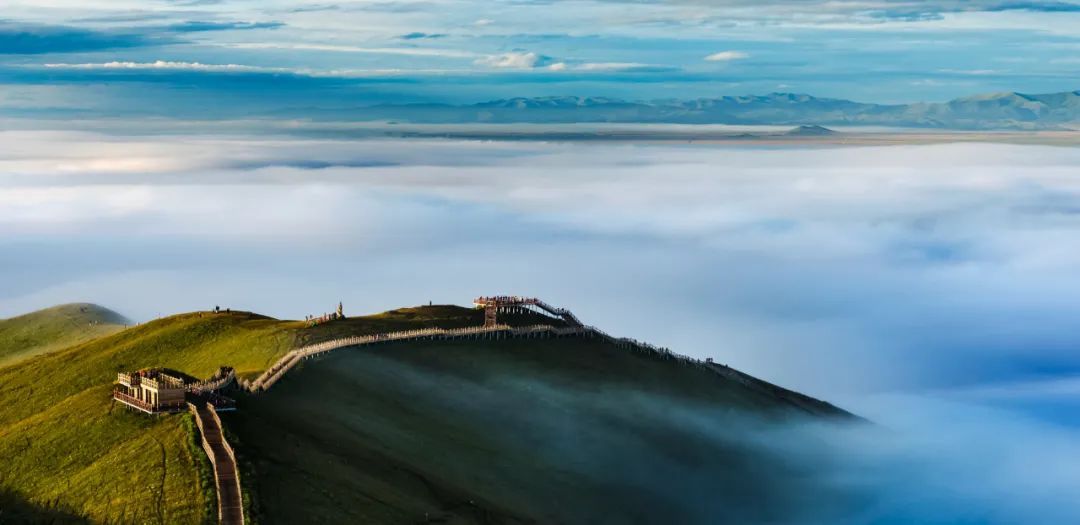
left=0, top=489, right=89, bottom=524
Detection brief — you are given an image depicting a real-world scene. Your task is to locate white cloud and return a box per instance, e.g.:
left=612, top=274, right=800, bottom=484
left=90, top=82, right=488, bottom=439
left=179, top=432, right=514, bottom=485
left=543, top=62, right=658, bottom=72
left=43, top=61, right=280, bottom=72
left=5, top=132, right=1080, bottom=401
left=224, top=42, right=478, bottom=59
left=36, top=61, right=468, bottom=78
left=475, top=51, right=540, bottom=69
left=575, top=62, right=650, bottom=71
left=705, top=50, right=749, bottom=62
left=474, top=18, right=494, bottom=26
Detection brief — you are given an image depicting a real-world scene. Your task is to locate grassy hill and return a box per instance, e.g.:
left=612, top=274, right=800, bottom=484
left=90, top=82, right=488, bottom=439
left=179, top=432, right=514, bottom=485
left=0, top=305, right=560, bottom=523
left=228, top=337, right=854, bottom=524
left=0, top=303, right=856, bottom=524
left=0, top=303, right=128, bottom=367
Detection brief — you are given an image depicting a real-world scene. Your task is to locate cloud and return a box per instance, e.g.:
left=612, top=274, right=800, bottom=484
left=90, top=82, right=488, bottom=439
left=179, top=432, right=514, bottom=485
left=288, top=4, right=340, bottom=13
left=475, top=51, right=543, bottom=69
left=42, top=61, right=283, bottom=73
left=574, top=62, right=677, bottom=73
left=705, top=50, right=749, bottom=62
left=809, top=394, right=1080, bottom=523
left=473, top=54, right=667, bottom=72
left=167, top=21, right=285, bottom=32
left=0, top=22, right=155, bottom=55
left=938, top=68, right=1004, bottom=75
left=33, top=61, right=471, bottom=81
left=164, top=0, right=224, bottom=5
left=4, top=134, right=1080, bottom=404
left=397, top=32, right=447, bottom=40
left=474, top=18, right=495, bottom=26
left=225, top=42, right=477, bottom=58
left=982, top=0, right=1080, bottom=12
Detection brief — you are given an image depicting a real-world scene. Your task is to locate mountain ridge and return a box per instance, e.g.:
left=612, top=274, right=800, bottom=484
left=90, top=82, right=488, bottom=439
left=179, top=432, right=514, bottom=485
left=284, top=89, right=1080, bottom=130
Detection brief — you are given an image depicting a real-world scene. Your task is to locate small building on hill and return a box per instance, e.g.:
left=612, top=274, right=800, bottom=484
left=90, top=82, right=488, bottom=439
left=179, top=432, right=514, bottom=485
left=114, top=369, right=189, bottom=414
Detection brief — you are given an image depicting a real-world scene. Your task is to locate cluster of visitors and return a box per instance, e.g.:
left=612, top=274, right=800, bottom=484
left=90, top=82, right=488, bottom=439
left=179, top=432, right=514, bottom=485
left=306, top=302, right=345, bottom=327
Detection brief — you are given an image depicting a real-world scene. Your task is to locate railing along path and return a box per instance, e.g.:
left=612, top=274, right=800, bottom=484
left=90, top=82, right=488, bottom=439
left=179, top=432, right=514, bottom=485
left=240, top=309, right=696, bottom=394
left=190, top=402, right=245, bottom=525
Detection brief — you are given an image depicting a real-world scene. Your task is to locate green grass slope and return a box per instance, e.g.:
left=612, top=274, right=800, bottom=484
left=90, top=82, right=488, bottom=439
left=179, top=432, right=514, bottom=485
left=0, top=303, right=129, bottom=367
left=229, top=336, right=856, bottom=525
left=0, top=304, right=554, bottom=523
left=0, top=310, right=298, bottom=524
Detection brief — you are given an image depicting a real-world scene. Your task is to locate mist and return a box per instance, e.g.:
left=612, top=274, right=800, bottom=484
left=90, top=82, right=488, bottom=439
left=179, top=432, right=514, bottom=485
left=4, top=126, right=1080, bottom=520
left=4, top=131, right=1079, bottom=403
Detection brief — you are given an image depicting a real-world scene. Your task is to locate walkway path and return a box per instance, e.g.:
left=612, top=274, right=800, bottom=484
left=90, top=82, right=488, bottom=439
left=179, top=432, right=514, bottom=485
left=241, top=311, right=688, bottom=394
left=191, top=402, right=245, bottom=525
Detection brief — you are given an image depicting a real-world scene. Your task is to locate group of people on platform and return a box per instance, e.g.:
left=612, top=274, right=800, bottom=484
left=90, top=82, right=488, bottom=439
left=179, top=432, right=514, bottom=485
left=306, top=302, right=345, bottom=327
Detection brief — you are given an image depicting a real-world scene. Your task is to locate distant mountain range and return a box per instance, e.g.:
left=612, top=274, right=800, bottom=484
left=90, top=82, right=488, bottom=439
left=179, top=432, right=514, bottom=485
left=284, top=90, right=1080, bottom=130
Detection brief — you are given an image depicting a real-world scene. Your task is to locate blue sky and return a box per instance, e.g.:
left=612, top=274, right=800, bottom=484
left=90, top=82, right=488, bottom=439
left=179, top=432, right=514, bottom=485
left=1, top=0, right=1079, bottom=115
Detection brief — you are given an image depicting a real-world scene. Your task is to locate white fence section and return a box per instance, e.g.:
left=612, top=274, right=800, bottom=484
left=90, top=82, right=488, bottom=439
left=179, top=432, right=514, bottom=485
left=239, top=302, right=700, bottom=394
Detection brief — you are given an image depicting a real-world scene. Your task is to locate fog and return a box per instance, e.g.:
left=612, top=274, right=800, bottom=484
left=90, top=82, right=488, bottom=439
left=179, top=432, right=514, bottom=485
left=4, top=129, right=1079, bottom=520
left=251, top=340, right=1080, bottom=524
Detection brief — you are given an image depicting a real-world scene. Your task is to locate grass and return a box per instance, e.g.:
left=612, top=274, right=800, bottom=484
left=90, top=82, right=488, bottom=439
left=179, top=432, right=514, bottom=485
left=0, top=309, right=300, bottom=524
left=0, top=303, right=128, bottom=367
left=0, top=303, right=547, bottom=523
left=180, top=413, right=217, bottom=525
left=229, top=336, right=856, bottom=524
left=0, top=488, right=90, bottom=524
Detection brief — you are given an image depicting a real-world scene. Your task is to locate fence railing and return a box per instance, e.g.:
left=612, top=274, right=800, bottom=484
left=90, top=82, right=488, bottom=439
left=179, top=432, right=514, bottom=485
left=206, top=403, right=244, bottom=524
left=190, top=402, right=245, bottom=525
left=239, top=319, right=693, bottom=394
left=243, top=324, right=535, bottom=392
left=113, top=389, right=187, bottom=414
left=188, top=368, right=236, bottom=393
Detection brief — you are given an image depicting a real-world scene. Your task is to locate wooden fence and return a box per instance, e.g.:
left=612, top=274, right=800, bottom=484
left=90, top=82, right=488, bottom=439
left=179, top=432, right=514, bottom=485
left=239, top=318, right=701, bottom=394
left=190, top=402, right=245, bottom=525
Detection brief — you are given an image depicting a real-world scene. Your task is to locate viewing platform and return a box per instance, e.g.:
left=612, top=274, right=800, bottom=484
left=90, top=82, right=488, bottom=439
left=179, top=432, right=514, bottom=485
left=113, top=367, right=236, bottom=414
left=474, top=295, right=583, bottom=327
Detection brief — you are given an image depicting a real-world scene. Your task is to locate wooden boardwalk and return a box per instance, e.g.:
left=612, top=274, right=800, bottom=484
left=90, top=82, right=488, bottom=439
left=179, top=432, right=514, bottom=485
left=191, top=402, right=245, bottom=525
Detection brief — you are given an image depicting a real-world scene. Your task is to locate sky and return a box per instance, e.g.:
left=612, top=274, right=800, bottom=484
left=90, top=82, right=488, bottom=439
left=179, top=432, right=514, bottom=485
left=1, top=0, right=1080, bottom=117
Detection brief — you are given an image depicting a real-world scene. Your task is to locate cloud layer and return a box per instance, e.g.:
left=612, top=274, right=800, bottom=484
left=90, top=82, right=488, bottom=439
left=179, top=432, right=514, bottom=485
left=2, top=129, right=1079, bottom=407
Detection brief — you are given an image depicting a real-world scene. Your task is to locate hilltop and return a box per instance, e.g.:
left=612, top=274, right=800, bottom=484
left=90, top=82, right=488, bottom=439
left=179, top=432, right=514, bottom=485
left=0, top=301, right=856, bottom=524
left=785, top=124, right=837, bottom=136
left=0, top=303, right=128, bottom=367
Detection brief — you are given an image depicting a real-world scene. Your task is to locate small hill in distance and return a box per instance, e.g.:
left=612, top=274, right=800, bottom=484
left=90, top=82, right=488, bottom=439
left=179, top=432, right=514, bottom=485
left=785, top=124, right=837, bottom=136
left=0, top=303, right=128, bottom=366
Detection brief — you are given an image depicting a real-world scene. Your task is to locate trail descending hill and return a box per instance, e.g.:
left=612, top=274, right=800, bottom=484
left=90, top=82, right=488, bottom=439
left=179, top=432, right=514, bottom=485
left=0, top=303, right=128, bottom=366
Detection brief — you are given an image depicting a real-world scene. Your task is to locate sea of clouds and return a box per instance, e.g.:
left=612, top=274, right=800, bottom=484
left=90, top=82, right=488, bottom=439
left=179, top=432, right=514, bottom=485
left=2, top=128, right=1080, bottom=522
